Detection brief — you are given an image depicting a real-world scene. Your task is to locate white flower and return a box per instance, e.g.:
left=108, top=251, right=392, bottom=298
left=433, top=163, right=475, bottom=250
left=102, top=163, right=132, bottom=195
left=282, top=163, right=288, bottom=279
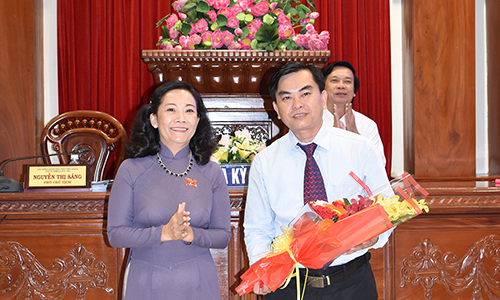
left=235, top=129, right=252, bottom=140
left=219, top=134, right=231, bottom=146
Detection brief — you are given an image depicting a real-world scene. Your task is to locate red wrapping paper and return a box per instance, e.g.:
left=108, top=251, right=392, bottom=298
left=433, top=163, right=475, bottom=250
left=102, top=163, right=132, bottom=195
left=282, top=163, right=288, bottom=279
left=235, top=204, right=393, bottom=295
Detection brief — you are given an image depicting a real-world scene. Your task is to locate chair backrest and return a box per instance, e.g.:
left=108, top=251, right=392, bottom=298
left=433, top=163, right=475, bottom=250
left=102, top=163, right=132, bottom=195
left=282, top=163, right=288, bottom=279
left=41, top=110, right=127, bottom=182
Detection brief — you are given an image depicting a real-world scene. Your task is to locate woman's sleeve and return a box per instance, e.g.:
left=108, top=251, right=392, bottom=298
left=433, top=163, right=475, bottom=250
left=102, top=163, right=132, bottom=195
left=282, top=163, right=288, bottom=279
left=106, top=161, right=163, bottom=248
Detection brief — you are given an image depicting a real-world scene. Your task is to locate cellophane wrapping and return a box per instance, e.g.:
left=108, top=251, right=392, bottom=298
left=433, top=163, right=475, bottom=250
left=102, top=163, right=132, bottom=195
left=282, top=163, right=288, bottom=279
left=236, top=172, right=429, bottom=296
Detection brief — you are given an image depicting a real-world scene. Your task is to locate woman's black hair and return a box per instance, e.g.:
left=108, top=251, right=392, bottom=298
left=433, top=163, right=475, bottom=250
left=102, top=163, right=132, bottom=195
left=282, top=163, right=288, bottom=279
left=125, top=81, right=217, bottom=165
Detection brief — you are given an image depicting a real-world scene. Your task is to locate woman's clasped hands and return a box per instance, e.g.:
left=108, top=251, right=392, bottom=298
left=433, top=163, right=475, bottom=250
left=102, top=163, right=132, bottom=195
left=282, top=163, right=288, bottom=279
left=161, top=202, right=193, bottom=243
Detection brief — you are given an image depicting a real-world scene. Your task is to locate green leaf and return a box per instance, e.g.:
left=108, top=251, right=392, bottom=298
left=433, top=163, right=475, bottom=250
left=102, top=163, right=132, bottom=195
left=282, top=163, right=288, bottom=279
left=196, top=1, right=210, bottom=13
left=184, top=10, right=199, bottom=24
left=161, top=25, right=170, bottom=39
left=156, top=35, right=173, bottom=47
left=283, top=2, right=296, bottom=16
left=296, top=4, right=311, bottom=19
left=181, top=23, right=192, bottom=36
left=288, top=7, right=298, bottom=16
left=253, top=40, right=279, bottom=51
left=254, top=24, right=279, bottom=43
left=250, top=39, right=258, bottom=50
left=343, top=198, right=351, bottom=206
left=156, top=14, right=170, bottom=28
left=254, top=25, right=279, bottom=51
left=283, top=39, right=301, bottom=50
left=182, top=0, right=198, bottom=12
left=236, top=12, right=246, bottom=22
left=216, top=14, right=228, bottom=27
left=244, top=14, right=254, bottom=23
left=305, top=0, right=317, bottom=11
left=220, top=26, right=234, bottom=34
left=265, top=41, right=279, bottom=51
left=240, top=27, right=250, bottom=39
left=210, top=22, right=219, bottom=31
left=274, top=2, right=284, bottom=11
left=262, top=14, right=276, bottom=26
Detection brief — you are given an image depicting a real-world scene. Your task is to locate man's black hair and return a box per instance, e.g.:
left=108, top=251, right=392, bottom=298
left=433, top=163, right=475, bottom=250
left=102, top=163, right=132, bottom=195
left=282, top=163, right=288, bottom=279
left=322, top=61, right=360, bottom=94
left=268, top=62, right=325, bottom=102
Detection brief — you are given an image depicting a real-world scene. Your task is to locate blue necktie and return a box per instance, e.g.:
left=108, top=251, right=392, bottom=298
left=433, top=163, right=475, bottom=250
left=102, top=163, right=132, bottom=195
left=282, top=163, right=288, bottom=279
left=298, top=143, right=328, bottom=204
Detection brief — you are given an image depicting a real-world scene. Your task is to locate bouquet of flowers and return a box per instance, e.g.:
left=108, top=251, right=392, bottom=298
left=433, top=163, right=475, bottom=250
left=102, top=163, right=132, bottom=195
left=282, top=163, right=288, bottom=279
left=156, top=0, right=330, bottom=51
left=235, top=172, right=429, bottom=296
left=212, top=129, right=266, bottom=164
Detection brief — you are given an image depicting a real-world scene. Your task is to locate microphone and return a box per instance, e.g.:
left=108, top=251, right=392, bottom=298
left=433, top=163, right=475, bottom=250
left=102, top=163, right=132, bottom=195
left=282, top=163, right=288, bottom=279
left=0, top=149, right=90, bottom=193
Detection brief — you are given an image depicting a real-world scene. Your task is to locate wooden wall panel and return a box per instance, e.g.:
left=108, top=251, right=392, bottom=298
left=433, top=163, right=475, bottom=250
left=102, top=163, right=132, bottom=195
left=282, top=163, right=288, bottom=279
left=371, top=246, right=393, bottom=300
left=403, top=1, right=416, bottom=176
left=486, top=0, right=500, bottom=174
left=393, top=214, right=500, bottom=299
left=0, top=0, right=43, bottom=182
left=403, top=0, right=476, bottom=178
left=0, top=192, right=124, bottom=299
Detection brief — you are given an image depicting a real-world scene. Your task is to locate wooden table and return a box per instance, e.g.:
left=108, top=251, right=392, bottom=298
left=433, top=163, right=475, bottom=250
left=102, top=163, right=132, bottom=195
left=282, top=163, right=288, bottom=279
left=0, top=190, right=253, bottom=300
left=0, top=191, right=122, bottom=300
left=371, top=180, right=500, bottom=299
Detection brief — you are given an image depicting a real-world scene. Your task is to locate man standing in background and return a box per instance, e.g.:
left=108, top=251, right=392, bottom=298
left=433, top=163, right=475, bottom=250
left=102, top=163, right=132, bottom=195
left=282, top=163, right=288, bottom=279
left=322, top=61, right=386, bottom=166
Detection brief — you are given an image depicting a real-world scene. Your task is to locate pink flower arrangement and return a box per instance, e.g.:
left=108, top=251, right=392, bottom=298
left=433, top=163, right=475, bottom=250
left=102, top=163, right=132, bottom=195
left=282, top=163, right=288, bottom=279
left=156, top=0, right=330, bottom=51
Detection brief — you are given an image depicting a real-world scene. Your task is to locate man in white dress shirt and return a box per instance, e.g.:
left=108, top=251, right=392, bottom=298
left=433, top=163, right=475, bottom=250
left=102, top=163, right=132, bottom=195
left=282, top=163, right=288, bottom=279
left=322, top=61, right=386, bottom=166
left=244, top=62, right=392, bottom=299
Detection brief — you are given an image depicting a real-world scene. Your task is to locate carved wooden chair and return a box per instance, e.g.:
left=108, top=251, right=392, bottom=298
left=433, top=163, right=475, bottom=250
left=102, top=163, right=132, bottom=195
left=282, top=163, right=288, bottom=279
left=41, top=110, right=127, bottom=182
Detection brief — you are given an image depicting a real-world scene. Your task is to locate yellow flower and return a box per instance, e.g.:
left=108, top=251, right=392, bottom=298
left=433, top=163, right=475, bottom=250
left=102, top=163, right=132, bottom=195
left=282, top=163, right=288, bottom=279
left=235, top=138, right=256, bottom=159
left=270, top=226, right=293, bottom=255
left=416, top=199, right=430, bottom=213
left=212, top=146, right=229, bottom=163
left=374, top=194, right=417, bottom=224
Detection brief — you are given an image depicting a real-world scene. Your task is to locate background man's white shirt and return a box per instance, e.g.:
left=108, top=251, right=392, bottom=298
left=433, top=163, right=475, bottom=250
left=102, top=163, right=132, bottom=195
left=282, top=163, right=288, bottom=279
left=323, top=109, right=386, bottom=166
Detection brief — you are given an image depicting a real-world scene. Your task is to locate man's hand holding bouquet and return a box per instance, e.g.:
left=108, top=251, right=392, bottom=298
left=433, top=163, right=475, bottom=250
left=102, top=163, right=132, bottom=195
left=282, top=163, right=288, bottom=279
left=236, top=172, right=429, bottom=297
